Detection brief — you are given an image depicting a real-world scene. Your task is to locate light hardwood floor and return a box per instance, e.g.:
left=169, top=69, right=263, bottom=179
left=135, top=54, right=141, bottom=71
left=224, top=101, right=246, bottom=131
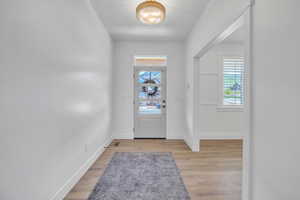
left=64, top=139, right=242, bottom=200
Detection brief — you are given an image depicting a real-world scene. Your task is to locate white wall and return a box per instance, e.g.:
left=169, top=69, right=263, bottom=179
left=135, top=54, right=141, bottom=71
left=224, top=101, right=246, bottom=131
left=198, top=43, right=244, bottom=139
left=112, top=41, right=185, bottom=139
left=252, top=0, right=300, bottom=199
left=187, top=0, right=300, bottom=198
left=184, top=0, right=251, bottom=150
left=0, top=1, right=113, bottom=200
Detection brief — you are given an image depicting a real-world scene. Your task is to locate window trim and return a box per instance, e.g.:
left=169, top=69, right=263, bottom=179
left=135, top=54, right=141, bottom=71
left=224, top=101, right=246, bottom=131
left=217, top=55, right=245, bottom=112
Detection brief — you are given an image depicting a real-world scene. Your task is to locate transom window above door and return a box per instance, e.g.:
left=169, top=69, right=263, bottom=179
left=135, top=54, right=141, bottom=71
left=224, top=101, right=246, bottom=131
left=134, top=56, right=167, bottom=66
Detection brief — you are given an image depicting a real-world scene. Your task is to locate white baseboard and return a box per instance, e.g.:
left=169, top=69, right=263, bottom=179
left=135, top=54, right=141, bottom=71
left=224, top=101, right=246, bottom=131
left=113, top=131, right=134, bottom=139
left=167, top=132, right=184, bottom=140
left=113, top=130, right=184, bottom=140
left=167, top=136, right=184, bottom=140
left=50, top=136, right=113, bottom=200
left=199, top=132, right=244, bottom=140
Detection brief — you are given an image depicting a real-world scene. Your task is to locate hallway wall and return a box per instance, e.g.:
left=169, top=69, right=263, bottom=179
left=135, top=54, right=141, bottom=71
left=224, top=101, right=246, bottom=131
left=252, top=0, right=300, bottom=199
left=112, top=41, right=186, bottom=139
left=0, top=0, right=113, bottom=200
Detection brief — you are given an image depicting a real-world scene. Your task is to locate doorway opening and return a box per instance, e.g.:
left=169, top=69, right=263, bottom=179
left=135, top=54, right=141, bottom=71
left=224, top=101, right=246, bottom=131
left=133, top=56, right=167, bottom=139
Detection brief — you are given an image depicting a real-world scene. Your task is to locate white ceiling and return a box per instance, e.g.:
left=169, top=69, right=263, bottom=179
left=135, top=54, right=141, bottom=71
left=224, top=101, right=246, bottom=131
left=90, top=0, right=210, bottom=41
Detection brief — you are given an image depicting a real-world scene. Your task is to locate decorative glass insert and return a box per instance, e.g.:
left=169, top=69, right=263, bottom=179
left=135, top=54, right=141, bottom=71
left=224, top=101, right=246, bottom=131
left=223, top=57, right=244, bottom=105
left=139, top=101, right=161, bottom=114
left=137, top=70, right=162, bottom=114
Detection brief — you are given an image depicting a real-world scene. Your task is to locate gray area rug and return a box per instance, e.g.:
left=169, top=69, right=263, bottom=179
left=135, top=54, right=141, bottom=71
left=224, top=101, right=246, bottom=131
left=88, top=152, right=190, bottom=200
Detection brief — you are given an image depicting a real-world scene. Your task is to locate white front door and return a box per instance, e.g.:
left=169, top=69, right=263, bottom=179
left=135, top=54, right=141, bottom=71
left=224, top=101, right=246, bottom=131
left=134, top=67, right=167, bottom=138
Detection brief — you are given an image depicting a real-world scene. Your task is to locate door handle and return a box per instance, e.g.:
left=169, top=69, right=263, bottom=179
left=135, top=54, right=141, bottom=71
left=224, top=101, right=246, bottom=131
left=162, top=100, right=166, bottom=108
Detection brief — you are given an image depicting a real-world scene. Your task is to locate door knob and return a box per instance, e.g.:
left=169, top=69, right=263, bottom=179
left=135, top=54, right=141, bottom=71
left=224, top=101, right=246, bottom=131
left=162, top=100, right=166, bottom=108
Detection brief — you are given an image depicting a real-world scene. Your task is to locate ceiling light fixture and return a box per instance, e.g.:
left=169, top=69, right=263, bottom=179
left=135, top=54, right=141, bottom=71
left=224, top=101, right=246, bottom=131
left=136, top=0, right=166, bottom=25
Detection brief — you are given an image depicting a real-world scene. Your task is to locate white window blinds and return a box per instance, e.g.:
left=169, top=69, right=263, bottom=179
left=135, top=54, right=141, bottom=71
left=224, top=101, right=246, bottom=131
left=223, top=57, right=244, bottom=105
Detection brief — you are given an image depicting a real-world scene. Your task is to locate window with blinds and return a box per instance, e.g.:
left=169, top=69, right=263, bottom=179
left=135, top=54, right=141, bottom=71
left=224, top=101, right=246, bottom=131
left=223, top=57, right=244, bottom=106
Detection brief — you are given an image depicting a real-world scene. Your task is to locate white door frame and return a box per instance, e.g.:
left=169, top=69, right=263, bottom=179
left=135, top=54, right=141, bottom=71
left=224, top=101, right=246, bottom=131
left=133, top=66, right=167, bottom=139
left=191, top=4, right=254, bottom=200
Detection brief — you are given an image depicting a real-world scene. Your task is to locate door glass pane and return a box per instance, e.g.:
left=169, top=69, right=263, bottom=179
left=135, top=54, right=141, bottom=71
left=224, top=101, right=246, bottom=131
left=139, top=101, right=161, bottom=114
left=137, top=70, right=162, bottom=115
left=138, top=71, right=161, bottom=84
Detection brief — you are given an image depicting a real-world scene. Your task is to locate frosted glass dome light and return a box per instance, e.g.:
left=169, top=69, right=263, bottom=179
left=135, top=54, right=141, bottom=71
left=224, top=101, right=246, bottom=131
left=136, top=0, right=166, bottom=25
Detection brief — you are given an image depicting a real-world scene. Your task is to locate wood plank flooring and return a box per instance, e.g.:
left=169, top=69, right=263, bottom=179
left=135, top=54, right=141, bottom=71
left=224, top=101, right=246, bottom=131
left=64, top=139, right=242, bottom=200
